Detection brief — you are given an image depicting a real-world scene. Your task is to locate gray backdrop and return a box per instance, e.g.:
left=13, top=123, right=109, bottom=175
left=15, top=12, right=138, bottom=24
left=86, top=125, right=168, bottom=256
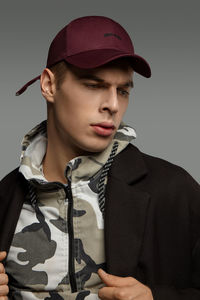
left=0, top=0, right=199, bottom=182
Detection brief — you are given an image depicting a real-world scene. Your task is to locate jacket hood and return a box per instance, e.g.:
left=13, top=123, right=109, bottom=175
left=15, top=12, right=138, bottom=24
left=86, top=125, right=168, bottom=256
left=19, top=120, right=137, bottom=183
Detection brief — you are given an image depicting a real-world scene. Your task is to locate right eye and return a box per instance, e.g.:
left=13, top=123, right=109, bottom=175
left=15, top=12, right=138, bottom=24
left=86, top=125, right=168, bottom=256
left=84, top=83, right=99, bottom=89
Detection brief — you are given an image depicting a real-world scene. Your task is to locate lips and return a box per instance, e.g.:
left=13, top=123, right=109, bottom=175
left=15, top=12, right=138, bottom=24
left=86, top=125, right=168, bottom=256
left=91, top=122, right=115, bottom=137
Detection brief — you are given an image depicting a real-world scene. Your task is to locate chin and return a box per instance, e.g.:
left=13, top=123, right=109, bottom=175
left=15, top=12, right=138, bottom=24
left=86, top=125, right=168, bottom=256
left=81, top=139, right=113, bottom=154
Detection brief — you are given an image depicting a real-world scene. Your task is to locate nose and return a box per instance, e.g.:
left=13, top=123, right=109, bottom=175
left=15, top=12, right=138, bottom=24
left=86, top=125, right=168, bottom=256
left=100, top=87, right=119, bottom=115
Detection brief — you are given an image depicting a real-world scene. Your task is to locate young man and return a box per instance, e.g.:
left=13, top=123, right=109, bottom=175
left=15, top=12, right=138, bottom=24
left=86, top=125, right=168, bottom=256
left=0, top=16, right=200, bottom=300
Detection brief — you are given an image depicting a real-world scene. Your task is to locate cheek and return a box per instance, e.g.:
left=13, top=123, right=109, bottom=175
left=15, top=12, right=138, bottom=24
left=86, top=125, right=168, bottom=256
left=54, top=98, right=87, bottom=133
left=119, top=100, right=129, bottom=118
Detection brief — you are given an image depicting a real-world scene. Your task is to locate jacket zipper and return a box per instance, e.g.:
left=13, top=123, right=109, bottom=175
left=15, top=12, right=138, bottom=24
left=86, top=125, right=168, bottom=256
left=30, top=178, right=77, bottom=292
left=65, top=183, right=77, bottom=293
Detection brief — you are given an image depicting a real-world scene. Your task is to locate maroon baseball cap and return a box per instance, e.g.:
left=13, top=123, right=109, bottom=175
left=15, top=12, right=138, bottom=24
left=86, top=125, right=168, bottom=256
left=16, top=16, right=151, bottom=96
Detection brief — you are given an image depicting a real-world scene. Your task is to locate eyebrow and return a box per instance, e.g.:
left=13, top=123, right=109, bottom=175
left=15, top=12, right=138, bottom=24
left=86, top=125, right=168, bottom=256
left=74, top=73, right=134, bottom=88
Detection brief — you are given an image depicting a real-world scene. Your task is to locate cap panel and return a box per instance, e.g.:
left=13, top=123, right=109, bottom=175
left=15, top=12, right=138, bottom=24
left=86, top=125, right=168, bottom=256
left=66, top=16, right=134, bottom=56
left=46, top=27, right=68, bottom=67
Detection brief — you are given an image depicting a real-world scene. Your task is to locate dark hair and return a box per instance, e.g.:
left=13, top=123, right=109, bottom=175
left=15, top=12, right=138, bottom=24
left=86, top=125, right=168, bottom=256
left=49, top=61, right=71, bottom=89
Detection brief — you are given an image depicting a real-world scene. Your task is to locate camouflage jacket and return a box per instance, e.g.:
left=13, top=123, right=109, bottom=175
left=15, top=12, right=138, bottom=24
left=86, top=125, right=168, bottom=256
left=0, top=128, right=200, bottom=300
left=3, top=121, right=136, bottom=300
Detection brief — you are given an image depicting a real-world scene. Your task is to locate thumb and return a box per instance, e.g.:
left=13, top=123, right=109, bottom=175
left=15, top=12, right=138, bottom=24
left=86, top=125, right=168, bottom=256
left=0, top=251, right=7, bottom=261
left=98, top=269, right=137, bottom=287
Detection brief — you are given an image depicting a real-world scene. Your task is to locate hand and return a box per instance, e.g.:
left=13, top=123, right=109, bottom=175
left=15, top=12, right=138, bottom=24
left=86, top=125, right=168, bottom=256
left=98, top=269, right=153, bottom=300
left=0, top=252, right=9, bottom=300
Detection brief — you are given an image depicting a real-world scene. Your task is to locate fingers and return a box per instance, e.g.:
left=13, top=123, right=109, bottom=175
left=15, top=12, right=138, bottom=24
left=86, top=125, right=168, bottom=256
left=99, top=285, right=140, bottom=300
left=0, top=252, right=9, bottom=298
left=98, top=270, right=153, bottom=300
left=0, top=284, right=9, bottom=296
left=0, top=275, right=9, bottom=298
left=0, top=264, right=5, bottom=274
left=0, top=274, right=8, bottom=286
left=98, top=269, right=137, bottom=287
left=98, top=286, right=115, bottom=300
left=0, top=252, right=7, bottom=283
left=0, top=253, right=6, bottom=263
left=0, top=273, right=9, bottom=297
left=99, top=285, right=153, bottom=300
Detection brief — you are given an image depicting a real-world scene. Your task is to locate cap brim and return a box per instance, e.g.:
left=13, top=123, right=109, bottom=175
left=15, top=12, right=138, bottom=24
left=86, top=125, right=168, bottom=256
left=65, top=49, right=151, bottom=78
left=16, top=49, right=151, bottom=96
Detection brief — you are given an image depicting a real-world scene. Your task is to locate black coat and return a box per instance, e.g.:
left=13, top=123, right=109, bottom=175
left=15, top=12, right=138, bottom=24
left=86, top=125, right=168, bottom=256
left=0, top=144, right=200, bottom=300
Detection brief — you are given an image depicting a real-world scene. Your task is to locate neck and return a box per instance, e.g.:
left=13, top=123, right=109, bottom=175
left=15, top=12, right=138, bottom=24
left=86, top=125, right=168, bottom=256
left=42, top=146, right=68, bottom=184
left=42, top=120, right=85, bottom=184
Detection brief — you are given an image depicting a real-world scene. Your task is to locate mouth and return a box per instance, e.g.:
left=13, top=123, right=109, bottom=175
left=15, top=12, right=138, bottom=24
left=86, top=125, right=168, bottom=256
left=91, top=122, right=116, bottom=137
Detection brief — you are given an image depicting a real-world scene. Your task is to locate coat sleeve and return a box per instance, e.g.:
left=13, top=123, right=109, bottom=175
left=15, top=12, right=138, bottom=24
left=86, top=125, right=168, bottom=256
left=150, top=170, right=200, bottom=300
left=0, top=169, right=25, bottom=253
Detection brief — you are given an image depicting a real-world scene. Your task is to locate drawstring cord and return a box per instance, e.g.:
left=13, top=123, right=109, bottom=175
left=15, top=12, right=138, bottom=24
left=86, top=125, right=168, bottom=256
left=98, top=141, right=119, bottom=215
left=27, top=182, right=51, bottom=241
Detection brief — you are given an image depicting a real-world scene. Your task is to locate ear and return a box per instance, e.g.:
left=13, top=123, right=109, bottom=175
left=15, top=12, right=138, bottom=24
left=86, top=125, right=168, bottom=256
left=40, top=68, right=56, bottom=103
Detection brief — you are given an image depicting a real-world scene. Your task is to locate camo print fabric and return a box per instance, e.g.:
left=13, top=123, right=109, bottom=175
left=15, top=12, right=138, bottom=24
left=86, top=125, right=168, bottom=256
left=5, top=120, right=136, bottom=300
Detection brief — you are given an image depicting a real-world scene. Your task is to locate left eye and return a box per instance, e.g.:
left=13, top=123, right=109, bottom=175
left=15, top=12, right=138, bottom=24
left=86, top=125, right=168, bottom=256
left=118, top=89, right=129, bottom=96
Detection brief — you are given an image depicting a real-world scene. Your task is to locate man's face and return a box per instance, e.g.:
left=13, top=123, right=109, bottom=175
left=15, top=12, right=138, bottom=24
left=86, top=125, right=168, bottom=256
left=49, top=60, right=133, bottom=156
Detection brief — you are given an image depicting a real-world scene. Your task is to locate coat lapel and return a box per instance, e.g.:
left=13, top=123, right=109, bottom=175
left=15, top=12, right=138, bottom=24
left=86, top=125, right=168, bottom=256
left=104, top=144, right=150, bottom=277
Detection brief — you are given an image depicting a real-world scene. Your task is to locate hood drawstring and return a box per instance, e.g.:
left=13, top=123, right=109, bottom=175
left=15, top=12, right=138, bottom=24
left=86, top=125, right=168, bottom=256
left=26, top=182, right=51, bottom=242
left=98, top=141, right=119, bottom=215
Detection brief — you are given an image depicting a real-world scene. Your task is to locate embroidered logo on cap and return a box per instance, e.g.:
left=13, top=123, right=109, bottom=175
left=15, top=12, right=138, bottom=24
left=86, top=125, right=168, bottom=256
left=104, top=33, right=122, bottom=40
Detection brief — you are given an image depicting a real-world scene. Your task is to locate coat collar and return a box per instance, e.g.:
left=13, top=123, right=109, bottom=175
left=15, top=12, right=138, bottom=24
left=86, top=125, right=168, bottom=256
left=108, top=143, right=148, bottom=184
left=104, top=144, right=150, bottom=278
